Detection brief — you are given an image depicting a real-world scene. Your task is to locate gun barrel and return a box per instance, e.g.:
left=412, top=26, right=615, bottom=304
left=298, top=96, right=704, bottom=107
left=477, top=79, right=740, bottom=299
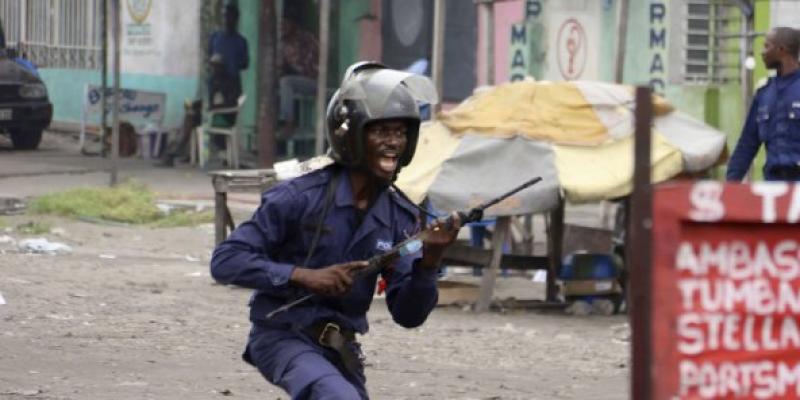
left=475, top=176, right=542, bottom=212
left=266, top=176, right=543, bottom=320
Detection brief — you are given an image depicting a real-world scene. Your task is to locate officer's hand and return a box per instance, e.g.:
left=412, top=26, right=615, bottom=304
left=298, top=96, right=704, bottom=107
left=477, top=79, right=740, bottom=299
left=419, top=212, right=461, bottom=270
left=289, top=261, right=369, bottom=297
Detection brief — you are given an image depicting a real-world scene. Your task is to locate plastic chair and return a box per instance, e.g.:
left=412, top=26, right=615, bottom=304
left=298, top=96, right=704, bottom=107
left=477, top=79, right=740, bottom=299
left=192, top=94, right=246, bottom=169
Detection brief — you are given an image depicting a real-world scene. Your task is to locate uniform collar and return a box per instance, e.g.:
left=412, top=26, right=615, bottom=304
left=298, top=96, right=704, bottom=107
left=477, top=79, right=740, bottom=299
left=777, top=69, right=800, bottom=83
left=334, top=170, right=391, bottom=227
left=334, top=169, right=355, bottom=208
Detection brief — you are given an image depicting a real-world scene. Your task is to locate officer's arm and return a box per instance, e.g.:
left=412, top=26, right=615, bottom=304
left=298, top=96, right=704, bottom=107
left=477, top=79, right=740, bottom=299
left=726, top=96, right=761, bottom=181
left=382, top=215, right=440, bottom=328
left=383, top=255, right=439, bottom=329
left=210, top=186, right=299, bottom=292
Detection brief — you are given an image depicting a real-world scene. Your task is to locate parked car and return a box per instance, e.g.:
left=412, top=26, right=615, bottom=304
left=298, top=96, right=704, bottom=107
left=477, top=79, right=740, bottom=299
left=0, top=19, right=53, bottom=150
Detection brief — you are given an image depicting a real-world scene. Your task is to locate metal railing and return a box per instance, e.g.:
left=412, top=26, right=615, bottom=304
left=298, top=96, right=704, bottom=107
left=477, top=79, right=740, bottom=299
left=0, top=0, right=101, bottom=69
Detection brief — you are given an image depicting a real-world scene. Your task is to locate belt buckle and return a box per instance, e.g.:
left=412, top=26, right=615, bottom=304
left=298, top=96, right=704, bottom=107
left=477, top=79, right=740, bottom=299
left=318, top=322, right=340, bottom=347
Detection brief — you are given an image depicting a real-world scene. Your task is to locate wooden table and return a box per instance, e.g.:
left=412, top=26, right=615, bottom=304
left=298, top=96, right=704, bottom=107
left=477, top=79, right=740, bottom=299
left=209, top=169, right=279, bottom=245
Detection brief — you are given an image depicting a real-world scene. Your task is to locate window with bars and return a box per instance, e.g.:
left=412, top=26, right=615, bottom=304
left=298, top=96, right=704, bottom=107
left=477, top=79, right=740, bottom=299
left=0, top=0, right=102, bottom=69
left=682, top=0, right=740, bottom=85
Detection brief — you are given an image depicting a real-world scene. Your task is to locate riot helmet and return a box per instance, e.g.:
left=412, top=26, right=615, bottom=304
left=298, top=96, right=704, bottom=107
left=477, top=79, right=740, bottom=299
left=325, top=61, right=438, bottom=171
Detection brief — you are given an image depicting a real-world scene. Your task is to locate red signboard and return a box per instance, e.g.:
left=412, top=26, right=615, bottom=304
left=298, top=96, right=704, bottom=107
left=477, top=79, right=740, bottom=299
left=652, top=181, right=800, bottom=399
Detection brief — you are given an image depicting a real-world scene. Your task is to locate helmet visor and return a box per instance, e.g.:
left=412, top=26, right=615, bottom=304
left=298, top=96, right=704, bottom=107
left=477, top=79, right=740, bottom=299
left=338, top=69, right=439, bottom=118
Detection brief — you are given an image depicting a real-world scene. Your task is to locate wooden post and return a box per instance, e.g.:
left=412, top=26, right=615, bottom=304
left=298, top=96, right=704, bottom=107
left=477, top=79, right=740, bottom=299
left=614, top=0, right=629, bottom=83
left=475, top=216, right=510, bottom=312
left=546, top=198, right=564, bottom=301
left=741, top=4, right=755, bottom=112
left=629, top=86, right=653, bottom=400
left=101, top=0, right=108, bottom=156
left=314, top=0, right=331, bottom=156
left=110, top=0, right=120, bottom=186
left=431, top=0, right=446, bottom=117
left=478, top=0, right=495, bottom=85
left=214, top=191, right=227, bottom=246
left=257, top=0, right=277, bottom=168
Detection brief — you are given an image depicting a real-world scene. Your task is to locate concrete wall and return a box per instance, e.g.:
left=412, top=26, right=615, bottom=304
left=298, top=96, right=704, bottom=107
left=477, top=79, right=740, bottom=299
left=623, top=0, right=744, bottom=179
left=481, top=0, right=745, bottom=178
left=39, top=0, right=265, bottom=150
left=40, top=70, right=197, bottom=129
left=43, top=0, right=203, bottom=130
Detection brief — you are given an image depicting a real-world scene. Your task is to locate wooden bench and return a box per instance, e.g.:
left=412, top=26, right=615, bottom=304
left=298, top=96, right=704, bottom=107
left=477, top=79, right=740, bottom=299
left=209, top=169, right=279, bottom=245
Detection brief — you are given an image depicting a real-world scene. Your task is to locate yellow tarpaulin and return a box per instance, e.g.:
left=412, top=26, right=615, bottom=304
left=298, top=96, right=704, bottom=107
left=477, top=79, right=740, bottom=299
left=395, top=121, right=462, bottom=204
left=553, top=131, right=684, bottom=202
left=439, top=81, right=608, bottom=144
left=438, top=80, right=674, bottom=146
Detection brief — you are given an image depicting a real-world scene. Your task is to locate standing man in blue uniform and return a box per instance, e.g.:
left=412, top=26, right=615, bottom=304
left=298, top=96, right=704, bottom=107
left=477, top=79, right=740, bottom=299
left=211, top=62, right=458, bottom=399
left=727, top=27, right=800, bottom=181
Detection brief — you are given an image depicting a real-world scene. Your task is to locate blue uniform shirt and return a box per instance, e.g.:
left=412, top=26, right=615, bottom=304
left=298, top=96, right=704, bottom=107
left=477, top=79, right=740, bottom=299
left=210, top=165, right=440, bottom=334
left=727, top=70, right=800, bottom=180
left=208, top=31, right=249, bottom=90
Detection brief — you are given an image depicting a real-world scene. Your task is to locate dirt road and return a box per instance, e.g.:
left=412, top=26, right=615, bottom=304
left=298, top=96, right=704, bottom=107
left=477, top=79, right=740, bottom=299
left=0, top=214, right=628, bottom=400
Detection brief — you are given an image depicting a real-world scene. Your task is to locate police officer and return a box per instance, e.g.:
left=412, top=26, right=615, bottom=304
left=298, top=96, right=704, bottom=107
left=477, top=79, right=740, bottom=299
left=210, top=62, right=459, bottom=399
left=728, top=27, right=800, bottom=181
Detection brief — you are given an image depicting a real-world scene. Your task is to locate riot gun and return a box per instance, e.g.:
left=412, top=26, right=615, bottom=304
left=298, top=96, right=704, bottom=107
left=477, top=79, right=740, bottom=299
left=265, top=176, right=543, bottom=319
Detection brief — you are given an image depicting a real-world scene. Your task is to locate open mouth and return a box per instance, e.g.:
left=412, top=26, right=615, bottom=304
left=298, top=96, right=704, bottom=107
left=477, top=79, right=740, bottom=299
left=377, top=153, right=399, bottom=175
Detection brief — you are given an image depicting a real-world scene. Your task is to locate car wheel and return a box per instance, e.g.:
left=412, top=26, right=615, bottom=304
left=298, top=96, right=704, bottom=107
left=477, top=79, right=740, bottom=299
left=10, top=128, right=43, bottom=150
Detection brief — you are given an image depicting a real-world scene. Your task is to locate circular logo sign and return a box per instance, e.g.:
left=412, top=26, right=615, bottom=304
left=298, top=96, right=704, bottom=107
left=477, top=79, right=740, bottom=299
left=556, top=18, right=587, bottom=80
left=392, top=0, right=424, bottom=47
left=126, top=0, right=153, bottom=24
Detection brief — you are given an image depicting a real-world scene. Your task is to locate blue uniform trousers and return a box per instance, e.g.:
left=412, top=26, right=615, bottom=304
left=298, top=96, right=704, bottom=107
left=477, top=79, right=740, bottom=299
left=246, top=325, right=368, bottom=400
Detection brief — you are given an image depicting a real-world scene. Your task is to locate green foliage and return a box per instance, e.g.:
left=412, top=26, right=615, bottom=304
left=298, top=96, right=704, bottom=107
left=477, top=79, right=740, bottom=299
left=30, top=182, right=161, bottom=224
left=29, top=182, right=212, bottom=227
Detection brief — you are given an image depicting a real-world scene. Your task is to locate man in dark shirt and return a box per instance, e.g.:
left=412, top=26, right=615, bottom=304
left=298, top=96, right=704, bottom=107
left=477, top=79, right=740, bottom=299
left=727, top=27, right=800, bottom=181
left=210, top=62, right=457, bottom=399
left=206, top=3, right=247, bottom=163
left=207, top=53, right=239, bottom=126
left=207, top=3, right=249, bottom=102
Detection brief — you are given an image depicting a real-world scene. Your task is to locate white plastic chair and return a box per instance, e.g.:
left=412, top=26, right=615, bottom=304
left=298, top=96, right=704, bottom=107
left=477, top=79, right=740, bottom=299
left=192, top=94, right=246, bottom=169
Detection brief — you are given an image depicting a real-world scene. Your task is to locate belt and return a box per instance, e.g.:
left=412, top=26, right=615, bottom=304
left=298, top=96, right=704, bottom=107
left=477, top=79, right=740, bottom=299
left=305, top=322, right=361, bottom=377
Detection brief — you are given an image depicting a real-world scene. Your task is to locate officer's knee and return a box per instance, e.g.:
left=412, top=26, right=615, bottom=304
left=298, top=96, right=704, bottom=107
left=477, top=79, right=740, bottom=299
left=306, top=374, right=361, bottom=400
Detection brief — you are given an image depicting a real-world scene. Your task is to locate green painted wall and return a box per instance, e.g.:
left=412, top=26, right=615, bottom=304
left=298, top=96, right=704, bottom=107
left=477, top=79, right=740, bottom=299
left=621, top=0, right=654, bottom=88
left=749, top=1, right=770, bottom=181
left=233, top=0, right=259, bottom=149
left=39, top=69, right=198, bottom=128
left=619, top=0, right=743, bottom=179
left=598, top=1, right=617, bottom=82
left=337, top=0, right=371, bottom=80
